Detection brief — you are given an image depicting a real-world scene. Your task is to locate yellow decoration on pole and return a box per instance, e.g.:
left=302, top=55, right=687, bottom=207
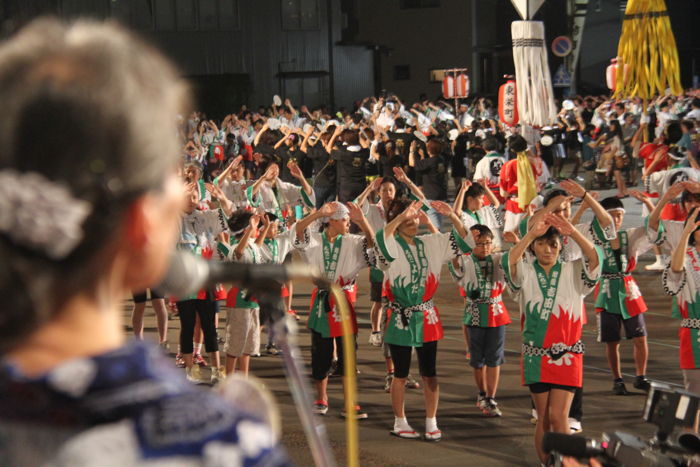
left=614, top=0, right=683, bottom=99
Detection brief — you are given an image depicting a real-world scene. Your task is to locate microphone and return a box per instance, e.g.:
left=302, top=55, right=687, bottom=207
left=542, top=432, right=604, bottom=457
left=157, top=250, right=325, bottom=297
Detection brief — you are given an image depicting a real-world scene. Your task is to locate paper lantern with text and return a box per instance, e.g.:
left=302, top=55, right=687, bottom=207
left=442, top=74, right=455, bottom=99
left=498, top=79, right=519, bottom=127
left=455, top=73, right=470, bottom=98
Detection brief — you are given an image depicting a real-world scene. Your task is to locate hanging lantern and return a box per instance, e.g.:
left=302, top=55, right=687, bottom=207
left=455, top=73, right=470, bottom=98
left=606, top=57, right=630, bottom=91
left=442, top=74, right=455, bottom=99
left=498, top=78, right=519, bottom=127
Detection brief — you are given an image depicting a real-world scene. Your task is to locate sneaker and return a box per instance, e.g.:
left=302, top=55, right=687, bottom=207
left=175, top=353, right=185, bottom=368
left=384, top=373, right=394, bottom=393
left=645, top=259, right=665, bottom=271
left=185, top=365, right=201, bottom=383
left=568, top=418, right=582, bottom=433
left=476, top=394, right=487, bottom=410
left=530, top=408, right=538, bottom=425
left=287, top=309, right=300, bottom=322
left=312, top=400, right=328, bottom=415
left=210, top=366, right=226, bottom=385
left=266, top=344, right=280, bottom=356
left=194, top=353, right=208, bottom=367
left=340, top=405, right=368, bottom=420
left=613, top=379, right=628, bottom=395
left=482, top=398, right=502, bottom=417
left=405, top=374, right=421, bottom=389
left=369, top=331, right=383, bottom=347
left=634, top=376, right=651, bottom=392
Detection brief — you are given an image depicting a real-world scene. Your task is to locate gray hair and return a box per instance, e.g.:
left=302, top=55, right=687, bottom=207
left=0, top=19, right=190, bottom=353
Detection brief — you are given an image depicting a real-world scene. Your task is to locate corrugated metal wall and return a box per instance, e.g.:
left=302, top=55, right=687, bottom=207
left=2, top=0, right=374, bottom=111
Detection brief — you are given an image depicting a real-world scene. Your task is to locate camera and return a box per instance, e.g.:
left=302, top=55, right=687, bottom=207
left=543, top=383, right=700, bottom=466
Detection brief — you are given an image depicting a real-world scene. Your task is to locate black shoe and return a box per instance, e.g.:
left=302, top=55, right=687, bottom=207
left=613, top=380, right=628, bottom=395
left=634, top=376, right=651, bottom=392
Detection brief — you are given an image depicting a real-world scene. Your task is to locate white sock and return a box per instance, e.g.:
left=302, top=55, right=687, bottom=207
left=655, top=254, right=663, bottom=263
left=194, top=342, right=202, bottom=354
left=394, top=416, right=412, bottom=432
left=425, top=417, right=438, bottom=433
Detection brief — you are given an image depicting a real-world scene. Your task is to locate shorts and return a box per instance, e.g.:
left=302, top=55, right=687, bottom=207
left=370, top=281, right=383, bottom=303
left=310, top=330, right=357, bottom=380
left=597, top=310, right=647, bottom=342
left=224, top=307, right=260, bottom=357
left=529, top=382, right=578, bottom=394
left=132, top=288, right=164, bottom=303
left=389, top=341, right=438, bottom=378
left=467, top=325, right=506, bottom=368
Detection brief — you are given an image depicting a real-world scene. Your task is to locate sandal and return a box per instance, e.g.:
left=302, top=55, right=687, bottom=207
left=389, top=429, right=420, bottom=440
left=424, top=430, right=442, bottom=442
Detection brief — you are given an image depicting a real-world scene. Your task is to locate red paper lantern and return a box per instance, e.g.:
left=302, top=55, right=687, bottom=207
left=498, top=79, right=519, bottom=127
left=442, top=74, right=455, bottom=99
left=606, top=58, right=629, bottom=91
left=455, top=73, right=470, bottom=98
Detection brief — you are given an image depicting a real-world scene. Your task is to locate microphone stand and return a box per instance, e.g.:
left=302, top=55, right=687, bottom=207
left=255, top=289, right=337, bottom=467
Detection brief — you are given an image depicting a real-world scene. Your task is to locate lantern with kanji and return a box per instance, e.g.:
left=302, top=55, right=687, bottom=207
left=455, top=73, right=470, bottom=98
left=442, top=74, right=455, bottom=99
left=498, top=78, right=519, bottom=127
left=606, top=57, right=629, bottom=91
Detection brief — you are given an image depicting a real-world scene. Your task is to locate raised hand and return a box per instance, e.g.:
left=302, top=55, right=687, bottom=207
left=529, top=218, right=551, bottom=237
left=249, top=214, right=261, bottom=231
left=393, top=166, right=409, bottom=183
left=476, top=178, right=489, bottom=188
left=560, top=179, right=586, bottom=198
left=402, top=200, right=423, bottom=220
left=318, top=202, right=336, bottom=218
left=430, top=200, right=453, bottom=217
left=461, top=180, right=472, bottom=191
left=346, top=201, right=364, bottom=223
left=628, top=189, right=648, bottom=202
left=370, top=177, right=383, bottom=192
left=287, top=160, right=303, bottom=179
left=417, top=209, right=431, bottom=226
left=545, top=213, right=575, bottom=236
left=683, top=207, right=700, bottom=235
left=205, top=182, right=225, bottom=200
left=685, top=181, right=700, bottom=195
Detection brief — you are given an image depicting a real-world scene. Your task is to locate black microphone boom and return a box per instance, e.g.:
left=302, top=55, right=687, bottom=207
left=157, top=251, right=324, bottom=298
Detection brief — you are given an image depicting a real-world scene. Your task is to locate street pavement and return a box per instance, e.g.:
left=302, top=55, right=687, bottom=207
left=125, top=185, right=682, bottom=466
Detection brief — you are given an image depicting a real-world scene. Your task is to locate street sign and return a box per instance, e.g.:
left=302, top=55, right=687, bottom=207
left=551, top=35, right=573, bottom=57
left=553, top=63, right=572, bottom=87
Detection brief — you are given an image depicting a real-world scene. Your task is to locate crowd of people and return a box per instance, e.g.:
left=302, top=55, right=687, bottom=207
left=164, top=86, right=700, bottom=462
left=3, top=15, right=700, bottom=466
